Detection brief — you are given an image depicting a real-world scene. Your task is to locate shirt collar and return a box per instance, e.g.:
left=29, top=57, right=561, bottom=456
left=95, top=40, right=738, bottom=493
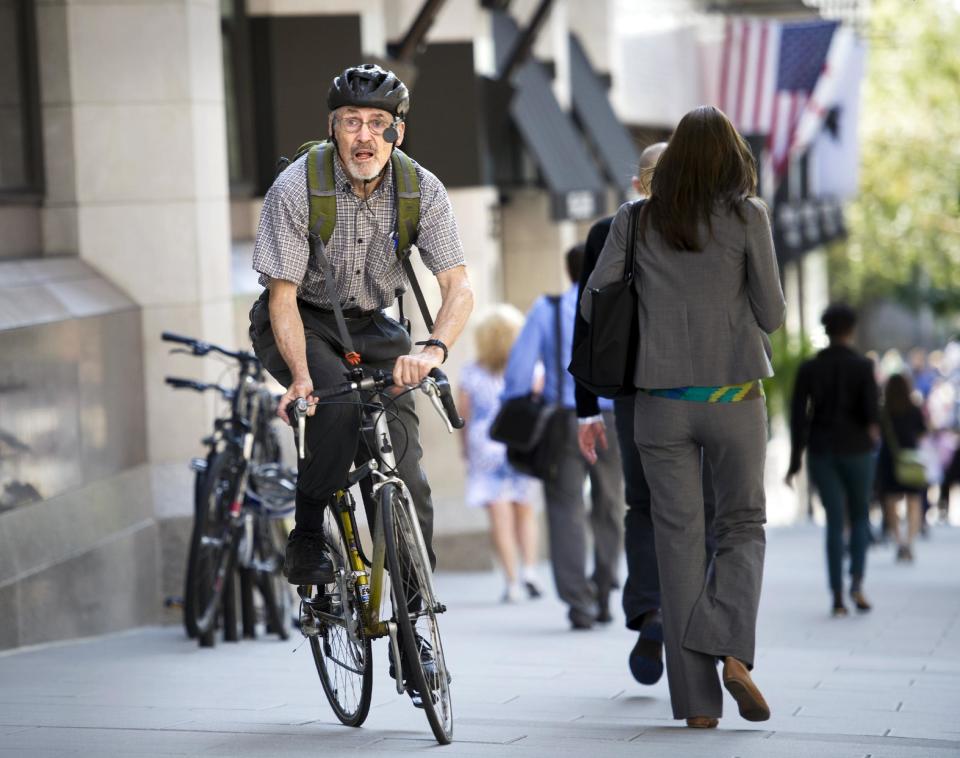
left=332, top=147, right=394, bottom=199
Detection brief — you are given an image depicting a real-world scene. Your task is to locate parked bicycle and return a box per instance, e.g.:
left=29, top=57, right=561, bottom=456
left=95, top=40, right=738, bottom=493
left=288, top=366, right=463, bottom=745
left=162, top=332, right=294, bottom=647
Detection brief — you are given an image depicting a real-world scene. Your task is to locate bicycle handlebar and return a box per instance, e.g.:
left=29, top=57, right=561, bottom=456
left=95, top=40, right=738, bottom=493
left=165, top=376, right=234, bottom=399
left=284, top=367, right=463, bottom=460
left=161, top=331, right=258, bottom=364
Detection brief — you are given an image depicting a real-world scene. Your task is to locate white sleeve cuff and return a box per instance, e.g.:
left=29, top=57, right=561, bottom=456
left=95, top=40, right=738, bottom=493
left=577, top=415, right=604, bottom=426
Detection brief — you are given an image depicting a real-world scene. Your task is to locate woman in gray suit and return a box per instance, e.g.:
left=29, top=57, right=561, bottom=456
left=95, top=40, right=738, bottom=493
left=583, top=106, right=785, bottom=728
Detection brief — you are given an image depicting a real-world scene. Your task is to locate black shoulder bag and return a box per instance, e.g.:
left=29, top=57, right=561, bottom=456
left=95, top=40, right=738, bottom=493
left=489, top=296, right=568, bottom=481
left=568, top=200, right=643, bottom=398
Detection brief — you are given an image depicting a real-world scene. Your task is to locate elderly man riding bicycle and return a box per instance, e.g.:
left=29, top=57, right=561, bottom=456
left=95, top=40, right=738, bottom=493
left=247, top=63, right=473, bottom=655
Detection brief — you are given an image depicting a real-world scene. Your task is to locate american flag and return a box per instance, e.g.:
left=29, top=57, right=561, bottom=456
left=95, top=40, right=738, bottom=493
left=718, top=17, right=841, bottom=182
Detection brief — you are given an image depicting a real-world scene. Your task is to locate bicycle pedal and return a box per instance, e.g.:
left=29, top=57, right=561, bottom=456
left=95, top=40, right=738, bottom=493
left=299, top=611, right=321, bottom=637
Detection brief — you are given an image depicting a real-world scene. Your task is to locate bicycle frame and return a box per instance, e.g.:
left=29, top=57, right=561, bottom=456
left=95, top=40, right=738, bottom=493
left=300, top=387, right=439, bottom=646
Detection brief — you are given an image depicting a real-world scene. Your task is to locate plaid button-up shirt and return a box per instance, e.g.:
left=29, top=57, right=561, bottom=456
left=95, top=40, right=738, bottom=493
left=252, top=150, right=466, bottom=311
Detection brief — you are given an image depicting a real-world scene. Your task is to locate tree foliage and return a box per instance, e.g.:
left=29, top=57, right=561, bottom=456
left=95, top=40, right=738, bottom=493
left=827, top=0, right=960, bottom=314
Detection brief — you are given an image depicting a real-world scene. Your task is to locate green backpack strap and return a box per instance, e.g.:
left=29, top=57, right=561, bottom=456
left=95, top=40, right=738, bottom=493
left=389, top=149, right=434, bottom=334
left=391, top=148, right=421, bottom=254
left=307, top=141, right=337, bottom=245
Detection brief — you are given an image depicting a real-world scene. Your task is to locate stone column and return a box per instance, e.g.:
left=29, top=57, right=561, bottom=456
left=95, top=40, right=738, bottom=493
left=39, top=0, right=235, bottom=466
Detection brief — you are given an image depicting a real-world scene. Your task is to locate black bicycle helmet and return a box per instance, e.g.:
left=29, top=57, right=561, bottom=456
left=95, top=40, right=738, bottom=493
left=327, top=63, right=410, bottom=119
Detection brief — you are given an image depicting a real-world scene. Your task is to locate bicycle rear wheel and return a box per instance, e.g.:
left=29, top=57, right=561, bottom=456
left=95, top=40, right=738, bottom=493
left=188, top=449, right=241, bottom=639
left=182, top=455, right=211, bottom=639
left=308, top=502, right=372, bottom=726
left=381, top=483, right=453, bottom=744
left=253, top=516, right=292, bottom=640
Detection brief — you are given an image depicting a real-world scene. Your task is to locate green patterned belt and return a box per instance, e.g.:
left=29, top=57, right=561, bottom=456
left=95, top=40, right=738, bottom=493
left=641, top=380, right=764, bottom=403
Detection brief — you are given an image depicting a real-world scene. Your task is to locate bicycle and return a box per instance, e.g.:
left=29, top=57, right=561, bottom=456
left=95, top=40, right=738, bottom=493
left=287, top=366, right=463, bottom=744
left=162, top=332, right=294, bottom=647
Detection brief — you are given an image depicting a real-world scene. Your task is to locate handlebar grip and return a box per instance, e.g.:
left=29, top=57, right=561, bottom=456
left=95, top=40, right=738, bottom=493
left=428, top=368, right=465, bottom=429
left=161, top=331, right=196, bottom=346
left=165, top=376, right=202, bottom=391
left=312, top=382, right=356, bottom=401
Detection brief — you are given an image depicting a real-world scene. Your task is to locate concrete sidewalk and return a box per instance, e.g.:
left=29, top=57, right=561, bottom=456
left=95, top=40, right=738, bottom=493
left=1, top=523, right=958, bottom=757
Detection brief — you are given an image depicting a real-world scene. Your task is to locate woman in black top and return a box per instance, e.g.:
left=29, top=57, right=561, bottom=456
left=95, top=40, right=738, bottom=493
left=787, top=304, right=879, bottom=616
left=877, top=373, right=928, bottom=562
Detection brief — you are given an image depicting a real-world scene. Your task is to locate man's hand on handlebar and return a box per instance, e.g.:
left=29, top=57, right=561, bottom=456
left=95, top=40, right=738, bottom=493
left=393, top=347, right=444, bottom=388
left=277, top=375, right=315, bottom=424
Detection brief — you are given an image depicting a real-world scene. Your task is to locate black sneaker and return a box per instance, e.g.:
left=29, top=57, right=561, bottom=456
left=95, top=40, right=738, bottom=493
left=389, top=633, right=450, bottom=690
left=282, top=529, right=335, bottom=585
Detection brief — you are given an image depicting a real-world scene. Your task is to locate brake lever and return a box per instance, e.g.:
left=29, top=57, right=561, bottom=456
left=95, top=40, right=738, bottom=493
left=421, top=380, right=454, bottom=434
left=289, top=397, right=309, bottom=459
left=168, top=348, right=192, bottom=357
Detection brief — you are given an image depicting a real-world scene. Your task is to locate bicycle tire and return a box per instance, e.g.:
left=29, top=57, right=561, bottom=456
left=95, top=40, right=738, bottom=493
left=381, top=483, right=453, bottom=744
left=189, top=449, right=241, bottom=638
left=183, top=448, right=216, bottom=639
left=309, top=503, right=373, bottom=726
left=256, top=516, right=292, bottom=640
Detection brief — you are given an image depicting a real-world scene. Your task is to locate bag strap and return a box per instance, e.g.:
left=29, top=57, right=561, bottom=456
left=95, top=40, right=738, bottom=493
left=623, top=199, right=644, bottom=281
left=390, top=149, right=435, bottom=334
left=307, top=142, right=337, bottom=246
left=306, top=142, right=359, bottom=365
left=549, top=295, right=564, bottom=404
left=880, top=410, right=901, bottom=456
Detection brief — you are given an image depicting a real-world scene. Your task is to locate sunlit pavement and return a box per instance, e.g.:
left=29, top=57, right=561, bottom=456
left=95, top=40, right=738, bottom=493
left=1, top=521, right=958, bottom=757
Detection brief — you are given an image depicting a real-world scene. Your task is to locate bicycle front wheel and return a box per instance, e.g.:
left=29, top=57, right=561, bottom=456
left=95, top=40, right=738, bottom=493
left=309, top=503, right=372, bottom=727
left=188, top=450, right=240, bottom=639
left=381, top=483, right=453, bottom=745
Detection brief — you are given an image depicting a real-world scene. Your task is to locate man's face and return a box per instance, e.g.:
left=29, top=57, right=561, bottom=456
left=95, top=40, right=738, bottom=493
left=330, top=106, right=405, bottom=182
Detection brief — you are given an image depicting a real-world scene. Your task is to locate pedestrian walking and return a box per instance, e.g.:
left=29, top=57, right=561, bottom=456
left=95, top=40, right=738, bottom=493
left=503, top=245, right=625, bottom=630
left=583, top=105, right=785, bottom=728
left=877, top=373, right=929, bottom=561
left=786, top=303, right=880, bottom=617
left=573, top=142, right=716, bottom=686
left=458, top=305, right=542, bottom=603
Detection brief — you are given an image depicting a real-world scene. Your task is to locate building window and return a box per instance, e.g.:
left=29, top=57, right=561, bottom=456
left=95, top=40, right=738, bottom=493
left=0, top=0, right=43, bottom=199
left=221, top=0, right=255, bottom=195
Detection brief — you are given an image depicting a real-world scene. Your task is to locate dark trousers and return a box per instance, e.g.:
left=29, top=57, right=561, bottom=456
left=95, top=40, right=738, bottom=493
left=249, top=293, right=436, bottom=566
left=614, top=394, right=716, bottom=631
left=807, top=452, right=873, bottom=594
left=543, top=410, right=624, bottom=622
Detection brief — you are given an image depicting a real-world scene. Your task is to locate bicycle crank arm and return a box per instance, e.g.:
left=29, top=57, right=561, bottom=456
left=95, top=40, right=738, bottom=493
left=387, top=621, right=405, bottom=695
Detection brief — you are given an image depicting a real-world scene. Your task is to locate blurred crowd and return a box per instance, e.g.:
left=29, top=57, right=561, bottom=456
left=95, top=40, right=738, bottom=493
left=869, top=342, right=960, bottom=529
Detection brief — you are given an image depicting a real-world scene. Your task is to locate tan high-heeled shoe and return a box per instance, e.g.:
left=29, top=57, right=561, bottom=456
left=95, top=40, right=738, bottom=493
left=686, top=716, right=719, bottom=728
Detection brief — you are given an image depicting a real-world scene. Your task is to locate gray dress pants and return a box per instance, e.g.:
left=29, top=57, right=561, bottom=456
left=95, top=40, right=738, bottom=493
left=633, top=392, right=767, bottom=719
left=543, top=409, right=625, bottom=623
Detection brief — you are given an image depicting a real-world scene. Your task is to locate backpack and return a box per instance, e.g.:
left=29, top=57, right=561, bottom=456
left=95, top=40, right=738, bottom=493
left=276, top=140, right=435, bottom=363
left=280, top=140, right=421, bottom=257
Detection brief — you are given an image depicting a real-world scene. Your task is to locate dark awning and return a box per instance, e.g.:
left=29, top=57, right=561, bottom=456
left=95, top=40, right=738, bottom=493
left=493, top=12, right=607, bottom=221
left=568, top=34, right=640, bottom=197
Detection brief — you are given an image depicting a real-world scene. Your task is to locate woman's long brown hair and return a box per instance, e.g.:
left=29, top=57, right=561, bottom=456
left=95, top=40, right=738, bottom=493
left=640, top=105, right=759, bottom=252
left=883, top=373, right=916, bottom=417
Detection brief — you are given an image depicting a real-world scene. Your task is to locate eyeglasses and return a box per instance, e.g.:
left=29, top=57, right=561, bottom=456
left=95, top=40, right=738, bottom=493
left=336, top=116, right=394, bottom=135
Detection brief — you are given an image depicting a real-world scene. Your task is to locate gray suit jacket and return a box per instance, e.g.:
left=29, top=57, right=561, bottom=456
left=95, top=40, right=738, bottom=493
left=582, top=197, right=785, bottom=389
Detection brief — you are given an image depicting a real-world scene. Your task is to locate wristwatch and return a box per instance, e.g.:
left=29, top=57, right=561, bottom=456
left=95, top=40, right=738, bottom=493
left=416, top=338, right=448, bottom=364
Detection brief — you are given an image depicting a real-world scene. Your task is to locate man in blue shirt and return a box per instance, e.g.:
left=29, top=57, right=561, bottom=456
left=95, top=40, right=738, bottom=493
left=503, top=245, right=625, bottom=629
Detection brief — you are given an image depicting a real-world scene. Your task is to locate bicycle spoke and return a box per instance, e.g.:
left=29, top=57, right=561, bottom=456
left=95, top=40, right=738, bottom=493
left=382, top=483, right=452, bottom=744
left=308, top=503, right=372, bottom=727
